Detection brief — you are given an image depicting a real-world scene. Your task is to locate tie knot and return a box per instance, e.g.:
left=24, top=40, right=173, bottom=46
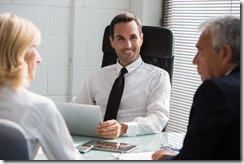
left=120, top=68, right=127, bottom=76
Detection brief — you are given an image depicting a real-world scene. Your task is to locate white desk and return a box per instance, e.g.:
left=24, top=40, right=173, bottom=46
left=35, top=132, right=185, bottom=160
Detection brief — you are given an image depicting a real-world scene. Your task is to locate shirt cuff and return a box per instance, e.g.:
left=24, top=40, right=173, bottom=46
left=122, top=122, right=137, bottom=137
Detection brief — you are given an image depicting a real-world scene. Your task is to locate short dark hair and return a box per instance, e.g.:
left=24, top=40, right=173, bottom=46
left=109, top=13, right=142, bottom=39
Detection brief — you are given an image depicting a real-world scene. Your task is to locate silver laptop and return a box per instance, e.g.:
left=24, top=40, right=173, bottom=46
left=55, top=102, right=103, bottom=138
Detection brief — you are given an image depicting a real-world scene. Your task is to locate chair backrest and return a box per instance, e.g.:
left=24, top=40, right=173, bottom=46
left=101, top=25, right=174, bottom=83
left=0, top=119, right=30, bottom=160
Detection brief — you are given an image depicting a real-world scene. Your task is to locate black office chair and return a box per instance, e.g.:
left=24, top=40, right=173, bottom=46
left=0, top=119, right=30, bottom=160
left=101, top=25, right=174, bottom=83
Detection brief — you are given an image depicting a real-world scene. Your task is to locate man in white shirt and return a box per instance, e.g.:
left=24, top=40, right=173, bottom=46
left=73, top=13, right=171, bottom=139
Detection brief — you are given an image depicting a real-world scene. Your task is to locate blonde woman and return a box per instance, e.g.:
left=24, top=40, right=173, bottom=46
left=0, top=13, right=83, bottom=160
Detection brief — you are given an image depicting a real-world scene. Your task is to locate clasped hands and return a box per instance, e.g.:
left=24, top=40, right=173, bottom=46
left=96, top=119, right=128, bottom=139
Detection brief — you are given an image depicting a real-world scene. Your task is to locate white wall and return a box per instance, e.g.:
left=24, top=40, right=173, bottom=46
left=131, top=0, right=162, bottom=26
left=0, top=0, right=162, bottom=102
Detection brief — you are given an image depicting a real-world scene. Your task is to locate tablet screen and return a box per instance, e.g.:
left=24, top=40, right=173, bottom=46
left=82, top=139, right=141, bottom=153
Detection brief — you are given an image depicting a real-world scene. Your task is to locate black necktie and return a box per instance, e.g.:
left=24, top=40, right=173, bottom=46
left=104, top=68, right=128, bottom=121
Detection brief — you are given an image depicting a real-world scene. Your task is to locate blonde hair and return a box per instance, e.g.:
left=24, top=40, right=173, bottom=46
left=0, top=13, right=41, bottom=90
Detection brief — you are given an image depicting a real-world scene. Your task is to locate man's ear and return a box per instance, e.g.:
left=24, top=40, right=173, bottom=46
left=140, top=33, right=144, bottom=45
left=221, top=44, right=232, bottom=64
left=109, top=36, right=115, bottom=49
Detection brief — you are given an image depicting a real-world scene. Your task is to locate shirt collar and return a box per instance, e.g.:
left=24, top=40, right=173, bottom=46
left=225, top=68, right=234, bottom=76
left=116, top=56, right=143, bottom=75
left=226, top=66, right=240, bottom=75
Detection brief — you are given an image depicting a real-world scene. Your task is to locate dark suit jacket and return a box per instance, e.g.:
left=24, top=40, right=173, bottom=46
left=164, top=66, right=240, bottom=160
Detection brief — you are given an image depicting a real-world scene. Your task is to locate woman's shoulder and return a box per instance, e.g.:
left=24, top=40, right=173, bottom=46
left=24, top=90, right=58, bottom=114
left=27, top=91, right=53, bottom=104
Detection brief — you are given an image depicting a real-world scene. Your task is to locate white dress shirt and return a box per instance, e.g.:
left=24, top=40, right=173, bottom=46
left=74, top=56, right=171, bottom=136
left=0, top=83, right=83, bottom=160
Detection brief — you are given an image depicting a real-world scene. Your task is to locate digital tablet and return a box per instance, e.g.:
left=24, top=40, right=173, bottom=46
left=82, top=139, right=141, bottom=153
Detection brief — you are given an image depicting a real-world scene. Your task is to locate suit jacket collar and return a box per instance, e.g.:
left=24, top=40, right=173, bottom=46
left=230, top=66, right=240, bottom=75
